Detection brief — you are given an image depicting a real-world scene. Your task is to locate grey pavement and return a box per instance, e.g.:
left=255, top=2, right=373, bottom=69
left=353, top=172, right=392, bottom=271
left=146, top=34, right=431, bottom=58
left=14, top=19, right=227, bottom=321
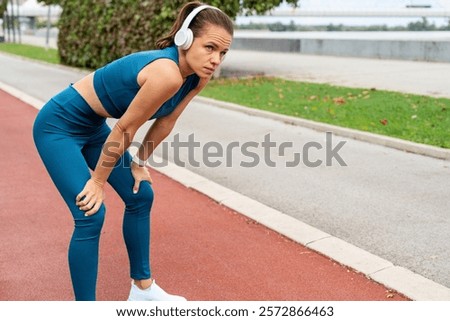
left=1, top=45, right=450, bottom=300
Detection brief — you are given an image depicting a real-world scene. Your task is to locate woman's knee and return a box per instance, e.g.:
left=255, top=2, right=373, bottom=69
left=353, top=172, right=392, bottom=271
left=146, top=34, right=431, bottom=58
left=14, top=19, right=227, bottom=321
left=127, top=182, right=154, bottom=212
left=72, top=204, right=106, bottom=240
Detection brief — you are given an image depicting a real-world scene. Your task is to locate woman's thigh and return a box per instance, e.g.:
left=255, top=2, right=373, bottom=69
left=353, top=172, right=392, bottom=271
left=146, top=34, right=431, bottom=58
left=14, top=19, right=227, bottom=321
left=34, top=132, right=93, bottom=218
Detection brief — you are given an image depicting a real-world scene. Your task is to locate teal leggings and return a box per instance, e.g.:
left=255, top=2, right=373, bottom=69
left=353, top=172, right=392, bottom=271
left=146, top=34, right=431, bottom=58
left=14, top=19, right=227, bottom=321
left=32, top=85, right=153, bottom=301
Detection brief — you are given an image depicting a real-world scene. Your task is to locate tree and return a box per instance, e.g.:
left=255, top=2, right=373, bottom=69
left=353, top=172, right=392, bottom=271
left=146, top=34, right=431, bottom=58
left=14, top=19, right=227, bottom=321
left=407, top=17, right=436, bottom=31
left=1, top=0, right=8, bottom=17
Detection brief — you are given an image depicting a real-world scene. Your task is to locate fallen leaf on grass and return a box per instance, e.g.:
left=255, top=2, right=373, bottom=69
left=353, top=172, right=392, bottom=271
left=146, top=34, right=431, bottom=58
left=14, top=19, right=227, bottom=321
left=380, top=119, right=388, bottom=126
left=333, top=97, right=346, bottom=105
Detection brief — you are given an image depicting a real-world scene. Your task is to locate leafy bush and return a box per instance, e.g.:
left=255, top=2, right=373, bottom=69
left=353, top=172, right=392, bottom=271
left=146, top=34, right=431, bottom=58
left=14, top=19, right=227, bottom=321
left=57, top=0, right=241, bottom=68
left=43, top=0, right=297, bottom=69
left=58, top=0, right=178, bottom=68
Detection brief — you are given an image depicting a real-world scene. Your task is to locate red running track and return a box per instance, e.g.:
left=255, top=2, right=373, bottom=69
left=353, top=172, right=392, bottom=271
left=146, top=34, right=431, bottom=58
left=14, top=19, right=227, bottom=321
left=0, top=90, right=408, bottom=301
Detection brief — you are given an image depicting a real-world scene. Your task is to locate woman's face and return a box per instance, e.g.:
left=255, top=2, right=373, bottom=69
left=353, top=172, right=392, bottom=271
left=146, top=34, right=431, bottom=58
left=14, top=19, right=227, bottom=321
left=184, top=24, right=232, bottom=78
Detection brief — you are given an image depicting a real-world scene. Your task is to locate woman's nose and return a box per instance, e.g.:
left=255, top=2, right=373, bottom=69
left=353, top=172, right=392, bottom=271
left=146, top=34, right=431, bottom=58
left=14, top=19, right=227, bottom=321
left=211, top=52, right=221, bottom=65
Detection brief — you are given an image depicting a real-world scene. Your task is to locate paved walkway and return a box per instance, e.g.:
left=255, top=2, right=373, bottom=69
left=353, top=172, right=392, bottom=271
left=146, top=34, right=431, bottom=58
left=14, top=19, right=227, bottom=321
left=0, top=90, right=407, bottom=301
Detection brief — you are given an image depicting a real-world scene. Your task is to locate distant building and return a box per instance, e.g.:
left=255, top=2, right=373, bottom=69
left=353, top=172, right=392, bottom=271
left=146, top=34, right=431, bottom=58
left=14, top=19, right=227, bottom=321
left=407, top=1, right=432, bottom=8
left=3, top=0, right=62, bottom=32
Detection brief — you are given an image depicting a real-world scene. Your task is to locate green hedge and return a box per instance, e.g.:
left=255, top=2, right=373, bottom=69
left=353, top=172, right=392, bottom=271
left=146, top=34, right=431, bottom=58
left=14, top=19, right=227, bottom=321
left=58, top=0, right=172, bottom=68
left=54, top=0, right=299, bottom=69
left=57, top=0, right=240, bottom=69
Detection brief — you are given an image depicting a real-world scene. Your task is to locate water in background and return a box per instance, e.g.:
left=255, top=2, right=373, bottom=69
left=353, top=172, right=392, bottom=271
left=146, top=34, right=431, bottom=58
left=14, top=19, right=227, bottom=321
left=236, top=0, right=450, bottom=27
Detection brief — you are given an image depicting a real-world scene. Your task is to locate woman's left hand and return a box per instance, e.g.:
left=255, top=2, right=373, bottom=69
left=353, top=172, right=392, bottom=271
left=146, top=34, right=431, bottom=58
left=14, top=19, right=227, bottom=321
left=131, top=161, right=153, bottom=194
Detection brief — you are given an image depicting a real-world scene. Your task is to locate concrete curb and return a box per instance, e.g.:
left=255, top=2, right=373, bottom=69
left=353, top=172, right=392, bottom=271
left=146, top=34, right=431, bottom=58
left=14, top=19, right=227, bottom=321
left=0, top=81, right=45, bottom=111
left=3, top=81, right=450, bottom=300
left=194, top=96, right=450, bottom=161
left=0, top=51, right=92, bottom=75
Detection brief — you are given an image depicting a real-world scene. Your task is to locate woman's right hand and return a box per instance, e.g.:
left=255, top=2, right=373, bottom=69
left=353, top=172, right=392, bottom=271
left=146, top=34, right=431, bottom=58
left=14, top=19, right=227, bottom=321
left=76, top=178, right=105, bottom=216
left=131, top=161, right=153, bottom=194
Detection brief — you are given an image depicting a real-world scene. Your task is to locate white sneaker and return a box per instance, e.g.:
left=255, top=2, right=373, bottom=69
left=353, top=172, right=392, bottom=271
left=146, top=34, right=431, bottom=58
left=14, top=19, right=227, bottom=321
left=127, top=280, right=187, bottom=301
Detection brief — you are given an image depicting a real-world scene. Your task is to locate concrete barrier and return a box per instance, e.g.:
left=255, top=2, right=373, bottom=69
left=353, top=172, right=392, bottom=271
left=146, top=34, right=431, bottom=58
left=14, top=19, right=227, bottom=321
left=232, top=36, right=450, bottom=63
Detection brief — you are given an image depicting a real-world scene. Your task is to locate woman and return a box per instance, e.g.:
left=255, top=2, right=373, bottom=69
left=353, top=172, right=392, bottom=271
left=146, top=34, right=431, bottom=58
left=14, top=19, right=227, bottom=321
left=32, top=1, right=233, bottom=301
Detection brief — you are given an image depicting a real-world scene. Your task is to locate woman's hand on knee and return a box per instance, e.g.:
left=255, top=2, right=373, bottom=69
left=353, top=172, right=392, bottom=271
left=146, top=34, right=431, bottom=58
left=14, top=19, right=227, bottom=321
left=76, top=179, right=105, bottom=216
left=131, top=161, right=153, bottom=194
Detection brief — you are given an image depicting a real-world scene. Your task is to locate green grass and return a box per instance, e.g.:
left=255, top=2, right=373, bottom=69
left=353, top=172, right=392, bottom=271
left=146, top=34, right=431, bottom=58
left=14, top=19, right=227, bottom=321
left=0, top=43, right=60, bottom=64
left=201, top=77, right=450, bottom=149
left=1, top=43, right=448, bottom=148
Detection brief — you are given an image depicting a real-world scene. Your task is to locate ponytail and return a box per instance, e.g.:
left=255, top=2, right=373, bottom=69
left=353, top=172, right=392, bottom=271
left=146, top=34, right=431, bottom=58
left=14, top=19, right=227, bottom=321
left=156, top=1, right=233, bottom=49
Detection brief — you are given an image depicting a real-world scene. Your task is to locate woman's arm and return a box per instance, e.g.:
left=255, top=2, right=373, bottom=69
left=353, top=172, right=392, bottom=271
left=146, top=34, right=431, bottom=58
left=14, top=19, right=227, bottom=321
left=130, top=77, right=211, bottom=193
left=134, top=82, right=205, bottom=163
left=76, top=60, right=183, bottom=215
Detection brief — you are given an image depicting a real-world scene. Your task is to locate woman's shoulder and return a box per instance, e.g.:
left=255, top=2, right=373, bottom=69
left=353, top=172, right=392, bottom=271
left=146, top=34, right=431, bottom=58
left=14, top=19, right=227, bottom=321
left=138, top=56, right=183, bottom=88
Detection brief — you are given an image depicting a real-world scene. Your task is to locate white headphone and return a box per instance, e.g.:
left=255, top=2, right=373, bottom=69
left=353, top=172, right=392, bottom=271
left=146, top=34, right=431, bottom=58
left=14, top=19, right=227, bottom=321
left=174, top=4, right=220, bottom=50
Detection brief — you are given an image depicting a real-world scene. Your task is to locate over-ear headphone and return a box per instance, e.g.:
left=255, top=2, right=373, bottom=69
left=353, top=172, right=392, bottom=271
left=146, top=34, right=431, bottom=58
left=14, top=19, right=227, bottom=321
left=174, top=4, right=220, bottom=50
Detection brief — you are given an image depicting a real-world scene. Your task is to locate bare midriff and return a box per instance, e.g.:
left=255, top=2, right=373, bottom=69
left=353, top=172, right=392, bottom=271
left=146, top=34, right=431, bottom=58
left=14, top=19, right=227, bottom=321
left=72, top=72, right=113, bottom=118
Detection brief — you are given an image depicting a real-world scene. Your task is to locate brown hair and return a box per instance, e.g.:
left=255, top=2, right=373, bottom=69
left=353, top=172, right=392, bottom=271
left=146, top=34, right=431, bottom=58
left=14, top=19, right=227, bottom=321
left=156, top=1, right=234, bottom=49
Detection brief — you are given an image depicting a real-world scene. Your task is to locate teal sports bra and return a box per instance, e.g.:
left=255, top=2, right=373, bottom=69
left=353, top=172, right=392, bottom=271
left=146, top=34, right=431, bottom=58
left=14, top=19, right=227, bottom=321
left=93, top=45, right=200, bottom=119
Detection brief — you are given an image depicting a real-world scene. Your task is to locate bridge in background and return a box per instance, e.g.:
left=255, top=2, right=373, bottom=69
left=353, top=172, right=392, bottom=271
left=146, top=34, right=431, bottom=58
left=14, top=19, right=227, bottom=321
left=270, top=9, right=450, bottom=18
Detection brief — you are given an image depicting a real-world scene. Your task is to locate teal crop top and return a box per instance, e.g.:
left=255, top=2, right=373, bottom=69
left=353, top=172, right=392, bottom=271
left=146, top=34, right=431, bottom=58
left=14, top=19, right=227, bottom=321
left=93, top=45, right=200, bottom=119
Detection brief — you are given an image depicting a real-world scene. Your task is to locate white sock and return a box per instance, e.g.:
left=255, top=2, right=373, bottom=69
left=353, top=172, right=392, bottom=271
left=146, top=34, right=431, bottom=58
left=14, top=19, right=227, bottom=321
left=127, top=280, right=187, bottom=301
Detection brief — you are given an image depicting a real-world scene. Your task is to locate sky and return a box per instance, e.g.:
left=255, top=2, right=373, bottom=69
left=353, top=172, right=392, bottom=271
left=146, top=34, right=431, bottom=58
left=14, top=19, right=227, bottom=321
left=236, top=0, right=450, bottom=27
